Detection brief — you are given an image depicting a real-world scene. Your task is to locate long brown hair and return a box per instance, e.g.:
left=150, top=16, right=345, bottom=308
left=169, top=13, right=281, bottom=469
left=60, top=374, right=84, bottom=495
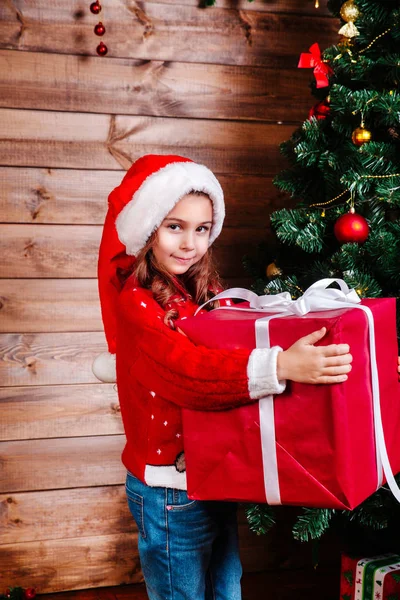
left=132, top=193, right=223, bottom=327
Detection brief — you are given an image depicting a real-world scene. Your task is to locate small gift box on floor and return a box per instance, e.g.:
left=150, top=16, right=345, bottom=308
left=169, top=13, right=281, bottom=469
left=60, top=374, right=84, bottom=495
left=178, top=279, right=400, bottom=510
left=340, top=553, right=400, bottom=600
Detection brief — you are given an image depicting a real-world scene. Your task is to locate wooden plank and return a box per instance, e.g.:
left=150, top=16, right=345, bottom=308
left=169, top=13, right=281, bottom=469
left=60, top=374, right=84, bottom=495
left=0, top=485, right=134, bottom=544
left=0, top=224, right=101, bottom=278
left=0, top=279, right=102, bottom=333
left=0, top=276, right=255, bottom=333
left=0, top=49, right=314, bottom=122
left=0, top=224, right=269, bottom=279
left=0, top=384, right=122, bottom=441
left=0, top=1, right=336, bottom=68
left=146, top=0, right=331, bottom=15
left=0, top=167, right=287, bottom=226
left=0, top=331, right=106, bottom=387
left=0, top=435, right=126, bottom=492
left=0, top=108, right=293, bottom=174
left=0, top=167, right=119, bottom=225
left=0, top=532, right=142, bottom=593
left=0, top=488, right=339, bottom=583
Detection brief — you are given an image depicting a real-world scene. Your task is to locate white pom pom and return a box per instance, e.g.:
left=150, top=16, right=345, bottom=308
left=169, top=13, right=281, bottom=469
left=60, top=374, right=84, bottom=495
left=92, top=352, right=116, bottom=383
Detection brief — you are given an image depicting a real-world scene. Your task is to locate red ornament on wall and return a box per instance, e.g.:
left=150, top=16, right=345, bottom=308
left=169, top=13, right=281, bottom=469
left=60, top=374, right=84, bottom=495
left=94, top=21, right=106, bottom=36
left=90, top=1, right=108, bottom=56
left=334, top=210, right=369, bottom=244
left=90, top=1, right=102, bottom=14
left=96, top=41, right=108, bottom=56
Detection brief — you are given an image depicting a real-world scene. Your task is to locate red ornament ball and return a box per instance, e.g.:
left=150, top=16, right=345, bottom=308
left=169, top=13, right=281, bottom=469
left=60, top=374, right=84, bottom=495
left=96, top=41, right=108, bottom=56
left=334, top=211, right=369, bottom=244
left=90, top=2, right=102, bottom=14
left=309, top=99, right=330, bottom=121
left=94, top=21, right=105, bottom=36
left=24, top=589, right=37, bottom=600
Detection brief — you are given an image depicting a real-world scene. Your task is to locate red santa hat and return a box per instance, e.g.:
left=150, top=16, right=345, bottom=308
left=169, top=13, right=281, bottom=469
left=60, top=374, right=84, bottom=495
left=92, top=154, right=225, bottom=383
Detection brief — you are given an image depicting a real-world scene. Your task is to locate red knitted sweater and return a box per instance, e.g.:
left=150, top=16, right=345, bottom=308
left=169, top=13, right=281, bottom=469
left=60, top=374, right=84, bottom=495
left=116, top=274, right=284, bottom=489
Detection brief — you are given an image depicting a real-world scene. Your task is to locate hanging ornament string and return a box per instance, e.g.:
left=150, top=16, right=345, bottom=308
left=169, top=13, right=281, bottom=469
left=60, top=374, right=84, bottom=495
left=351, top=96, right=378, bottom=146
left=310, top=190, right=350, bottom=208
left=308, top=173, right=400, bottom=215
left=335, top=28, right=393, bottom=63
left=90, top=1, right=108, bottom=56
left=309, top=191, right=351, bottom=218
left=360, top=173, right=400, bottom=182
left=358, top=28, right=392, bottom=55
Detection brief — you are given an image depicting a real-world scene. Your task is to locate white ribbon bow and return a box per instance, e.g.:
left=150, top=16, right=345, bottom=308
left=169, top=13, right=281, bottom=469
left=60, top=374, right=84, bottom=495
left=197, top=278, right=400, bottom=505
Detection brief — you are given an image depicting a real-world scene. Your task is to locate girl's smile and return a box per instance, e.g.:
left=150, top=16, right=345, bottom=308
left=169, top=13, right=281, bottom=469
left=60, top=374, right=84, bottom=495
left=153, top=193, right=213, bottom=275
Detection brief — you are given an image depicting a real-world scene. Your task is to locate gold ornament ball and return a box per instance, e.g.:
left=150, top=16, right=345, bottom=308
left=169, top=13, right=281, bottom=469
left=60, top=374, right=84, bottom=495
left=266, top=262, right=282, bottom=278
left=352, top=125, right=372, bottom=146
left=340, top=0, right=360, bottom=23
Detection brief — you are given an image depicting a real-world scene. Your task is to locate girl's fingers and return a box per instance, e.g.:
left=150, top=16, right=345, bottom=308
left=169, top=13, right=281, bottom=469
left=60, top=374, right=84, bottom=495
left=317, top=374, right=349, bottom=385
left=324, top=354, right=353, bottom=367
left=301, top=327, right=327, bottom=345
left=323, top=364, right=352, bottom=376
left=321, top=343, right=350, bottom=357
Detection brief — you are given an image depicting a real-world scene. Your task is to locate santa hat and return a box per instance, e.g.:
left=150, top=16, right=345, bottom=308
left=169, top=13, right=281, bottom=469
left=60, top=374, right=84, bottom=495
left=92, top=154, right=225, bottom=383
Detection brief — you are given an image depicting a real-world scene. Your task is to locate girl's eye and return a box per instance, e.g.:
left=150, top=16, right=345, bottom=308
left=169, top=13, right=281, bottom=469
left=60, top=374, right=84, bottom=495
left=168, top=224, right=181, bottom=231
left=197, top=226, right=210, bottom=233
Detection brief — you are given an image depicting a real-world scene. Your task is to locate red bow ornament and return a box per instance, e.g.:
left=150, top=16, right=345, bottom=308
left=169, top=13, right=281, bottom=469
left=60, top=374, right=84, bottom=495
left=298, top=43, right=333, bottom=88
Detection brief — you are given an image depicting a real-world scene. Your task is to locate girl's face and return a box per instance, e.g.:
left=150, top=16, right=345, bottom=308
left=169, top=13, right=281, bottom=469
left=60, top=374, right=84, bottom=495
left=153, top=193, right=213, bottom=275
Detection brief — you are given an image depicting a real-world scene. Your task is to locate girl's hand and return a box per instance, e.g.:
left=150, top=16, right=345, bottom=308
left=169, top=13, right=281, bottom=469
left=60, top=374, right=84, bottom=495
left=277, top=327, right=352, bottom=385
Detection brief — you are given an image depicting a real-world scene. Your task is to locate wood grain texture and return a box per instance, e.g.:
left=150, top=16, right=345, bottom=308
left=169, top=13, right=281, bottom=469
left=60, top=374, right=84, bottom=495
left=145, top=0, right=331, bottom=15
left=0, top=384, right=121, bottom=440
left=0, top=1, right=336, bottom=68
left=0, top=166, right=288, bottom=226
left=0, top=276, right=254, bottom=333
left=0, top=224, right=268, bottom=279
left=0, top=485, right=134, bottom=544
left=0, top=108, right=293, bottom=174
left=0, top=331, right=106, bottom=387
left=0, top=435, right=126, bottom=492
left=0, top=279, right=102, bottom=333
left=0, top=532, right=142, bottom=593
left=0, top=49, right=314, bottom=122
left=0, top=224, right=101, bottom=278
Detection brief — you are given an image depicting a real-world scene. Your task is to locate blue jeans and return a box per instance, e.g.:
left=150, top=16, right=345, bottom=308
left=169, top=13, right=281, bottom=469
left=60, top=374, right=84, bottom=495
left=125, top=472, right=242, bottom=600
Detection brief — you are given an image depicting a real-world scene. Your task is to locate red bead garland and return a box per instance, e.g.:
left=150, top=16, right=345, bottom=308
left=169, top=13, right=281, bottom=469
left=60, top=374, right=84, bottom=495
left=94, top=21, right=105, bottom=36
left=90, top=1, right=101, bottom=14
left=96, top=41, right=108, bottom=56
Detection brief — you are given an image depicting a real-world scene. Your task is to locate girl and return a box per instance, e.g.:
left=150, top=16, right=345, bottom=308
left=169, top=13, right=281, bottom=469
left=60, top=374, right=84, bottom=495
left=93, top=154, right=353, bottom=600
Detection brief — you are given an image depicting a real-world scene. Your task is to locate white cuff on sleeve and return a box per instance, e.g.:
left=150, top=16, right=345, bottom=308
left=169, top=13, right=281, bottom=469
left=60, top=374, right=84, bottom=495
left=247, top=346, right=286, bottom=400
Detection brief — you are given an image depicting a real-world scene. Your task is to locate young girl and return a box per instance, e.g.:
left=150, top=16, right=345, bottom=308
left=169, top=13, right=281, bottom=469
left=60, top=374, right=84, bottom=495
left=92, top=154, right=353, bottom=600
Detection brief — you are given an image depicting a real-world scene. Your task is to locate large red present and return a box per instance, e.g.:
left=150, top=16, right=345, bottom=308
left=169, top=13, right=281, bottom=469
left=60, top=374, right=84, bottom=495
left=178, top=280, right=400, bottom=510
left=340, top=553, right=400, bottom=600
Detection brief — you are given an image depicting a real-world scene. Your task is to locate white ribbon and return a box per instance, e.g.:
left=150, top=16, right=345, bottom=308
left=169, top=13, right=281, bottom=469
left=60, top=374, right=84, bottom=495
left=197, top=278, right=400, bottom=505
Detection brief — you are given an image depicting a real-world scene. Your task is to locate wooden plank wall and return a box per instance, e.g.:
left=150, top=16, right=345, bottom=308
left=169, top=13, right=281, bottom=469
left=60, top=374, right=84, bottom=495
left=0, top=0, right=337, bottom=594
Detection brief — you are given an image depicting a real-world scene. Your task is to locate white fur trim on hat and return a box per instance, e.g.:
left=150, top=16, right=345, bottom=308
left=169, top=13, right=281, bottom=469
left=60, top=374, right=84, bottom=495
left=92, top=351, right=116, bottom=383
left=115, top=161, right=225, bottom=256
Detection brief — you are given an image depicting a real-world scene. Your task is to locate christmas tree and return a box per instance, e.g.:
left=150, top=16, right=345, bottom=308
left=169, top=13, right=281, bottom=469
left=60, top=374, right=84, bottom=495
left=245, top=0, right=400, bottom=553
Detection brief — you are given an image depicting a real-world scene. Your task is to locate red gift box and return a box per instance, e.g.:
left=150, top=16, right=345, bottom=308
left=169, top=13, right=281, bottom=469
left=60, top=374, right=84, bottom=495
left=178, top=283, right=400, bottom=510
left=340, top=553, right=400, bottom=600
